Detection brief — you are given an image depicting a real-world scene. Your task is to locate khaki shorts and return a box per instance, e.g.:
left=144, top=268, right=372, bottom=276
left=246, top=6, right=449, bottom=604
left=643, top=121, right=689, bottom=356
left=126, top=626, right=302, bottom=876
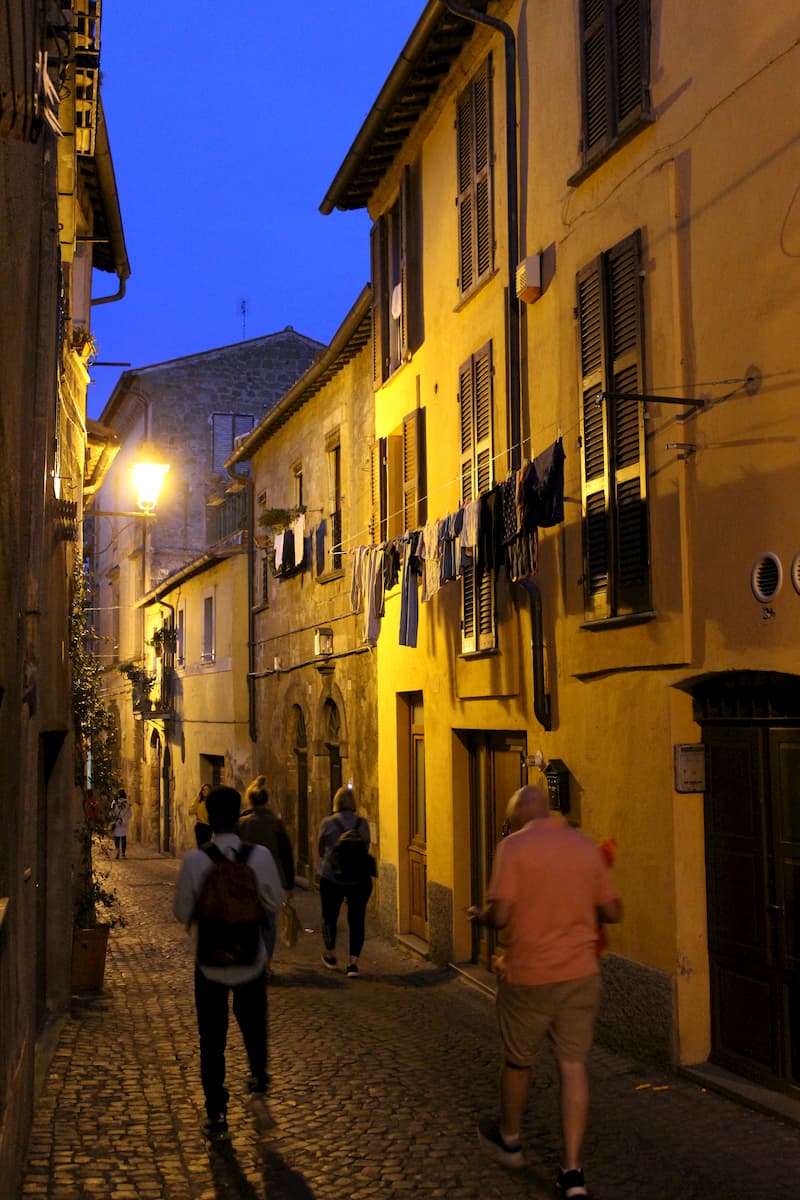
left=496, top=974, right=601, bottom=1066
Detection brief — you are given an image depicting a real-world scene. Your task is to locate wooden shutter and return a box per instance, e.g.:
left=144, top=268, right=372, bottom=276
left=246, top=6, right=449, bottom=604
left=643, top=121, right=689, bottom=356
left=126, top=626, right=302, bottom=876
left=614, top=0, right=648, bottom=133
left=370, top=220, right=388, bottom=387
left=578, top=257, right=611, bottom=619
left=607, top=231, right=648, bottom=613
left=401, top=158, right=424, bottom=357
left=402, top=408, right=426, bottom=532
left=459, top=344, right=495, bottom=652
left=473, top=59, right=493, bottom=281
left=581, top=0, right=648, bottom=163
left=456, top=87, right=475, bottom=295
left=578, top=231, right=648, bottom=619
left=370, top=438, right=386, bottom=544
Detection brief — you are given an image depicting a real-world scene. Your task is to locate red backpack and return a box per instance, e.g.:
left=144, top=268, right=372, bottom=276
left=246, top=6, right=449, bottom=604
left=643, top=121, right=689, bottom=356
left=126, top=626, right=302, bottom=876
left=195, top=843, right=263, bottom=967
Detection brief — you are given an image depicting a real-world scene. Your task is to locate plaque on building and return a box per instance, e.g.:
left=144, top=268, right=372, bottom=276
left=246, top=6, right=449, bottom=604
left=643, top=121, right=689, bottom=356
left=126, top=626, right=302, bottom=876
left=673, top=743, right=706, bottom=793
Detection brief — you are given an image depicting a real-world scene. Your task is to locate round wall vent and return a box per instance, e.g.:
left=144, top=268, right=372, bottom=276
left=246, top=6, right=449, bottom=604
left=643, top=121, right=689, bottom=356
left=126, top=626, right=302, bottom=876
left=792, top=554, right=800, bottom=595
left=751, top=553, right=782, bottom=603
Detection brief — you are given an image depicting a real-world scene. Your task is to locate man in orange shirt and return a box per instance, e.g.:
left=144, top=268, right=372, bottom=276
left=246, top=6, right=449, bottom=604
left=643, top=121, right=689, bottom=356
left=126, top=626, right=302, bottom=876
left=472, top=785, right=622, bottom=1199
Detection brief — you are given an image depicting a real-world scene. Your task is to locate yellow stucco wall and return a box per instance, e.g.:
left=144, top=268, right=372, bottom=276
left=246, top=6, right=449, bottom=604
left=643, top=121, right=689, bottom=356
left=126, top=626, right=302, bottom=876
left=366, top=1, right=800, bottom=1066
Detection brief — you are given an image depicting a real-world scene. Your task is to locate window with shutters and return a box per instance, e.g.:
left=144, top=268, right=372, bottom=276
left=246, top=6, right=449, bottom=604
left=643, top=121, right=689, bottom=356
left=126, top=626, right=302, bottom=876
left=370, top=409, right=427, bottom=546
left=210, top=413, right=255, bottom=475
left=574, top=0, right=651, bottom=179
left=577, top=230, right=650, bottom=621
left=326, top=432, right=343, bottom=573
left=371, top=160, right=423, bottom=387
left=459, top=343, right=496, bottom=653
left=457, top=57, right=494, bottom=300
left=201, top=590, right=215, bottom=663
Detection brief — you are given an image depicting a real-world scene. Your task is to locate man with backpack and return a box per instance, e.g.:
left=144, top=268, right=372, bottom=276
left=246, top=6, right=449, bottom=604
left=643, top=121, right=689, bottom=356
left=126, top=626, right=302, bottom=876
left=317, top=784, right=376, bottom=978
left=173, top=785, right=283, bottom=1142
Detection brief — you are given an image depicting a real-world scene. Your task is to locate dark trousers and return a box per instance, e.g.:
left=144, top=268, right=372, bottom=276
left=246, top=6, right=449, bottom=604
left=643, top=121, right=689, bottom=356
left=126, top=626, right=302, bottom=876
left=319, top=876, right=373, bottom=958
left=113, top=835, right=127, bottom=855
left=194, top=967, right=268, bottom=1118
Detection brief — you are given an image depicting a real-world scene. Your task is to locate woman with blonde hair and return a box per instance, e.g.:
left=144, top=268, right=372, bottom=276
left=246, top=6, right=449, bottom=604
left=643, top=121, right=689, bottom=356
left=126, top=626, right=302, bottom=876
left=317, top=784, right=375, bottom=978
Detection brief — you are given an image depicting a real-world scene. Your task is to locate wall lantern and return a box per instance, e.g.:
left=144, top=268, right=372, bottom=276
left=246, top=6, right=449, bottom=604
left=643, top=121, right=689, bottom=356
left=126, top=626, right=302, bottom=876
left=132, top=442, right=170, bottom=513
left=314, top=627, right=334, bottom=657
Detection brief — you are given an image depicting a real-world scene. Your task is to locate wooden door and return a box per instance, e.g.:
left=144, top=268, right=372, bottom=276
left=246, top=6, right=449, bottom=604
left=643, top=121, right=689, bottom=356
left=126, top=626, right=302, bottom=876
left=705, top=725, right=800, bottom=1089
left=408, top=701, right=428, bottom=938
left=468, top=731, right=527, bottom=970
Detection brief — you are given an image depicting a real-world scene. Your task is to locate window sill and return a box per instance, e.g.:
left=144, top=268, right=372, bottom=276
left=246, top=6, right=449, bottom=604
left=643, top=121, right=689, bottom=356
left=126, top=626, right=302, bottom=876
left=580, top=610, right=657, bottom=631
left=317, top=568, right=345, bottom=585
left=452, top=267, right=499, bottom=314
left=567, top=113, right=656, bottom=188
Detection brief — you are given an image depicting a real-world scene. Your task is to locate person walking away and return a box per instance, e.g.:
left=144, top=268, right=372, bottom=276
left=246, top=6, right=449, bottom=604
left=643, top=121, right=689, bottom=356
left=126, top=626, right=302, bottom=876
left=110, top=789, right=132, bottom=859
left=173, top=785, right=283, bottom=1141
left=237, top=775, right=295, bottom=969
left=317, top=784, right=375, bottom=977
left=471, top=785, right=622, bottom=1199
left=191, top=783, right=212, bottom=847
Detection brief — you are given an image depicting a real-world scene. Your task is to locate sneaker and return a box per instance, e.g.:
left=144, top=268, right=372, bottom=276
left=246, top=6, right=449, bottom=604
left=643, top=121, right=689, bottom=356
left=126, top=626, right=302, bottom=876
left=202, top=1115, right=230, bottom=1143
left=345, top=963, right=359, bottom=978
left=557, top=1167, right=588, bottom=1197
left=321, top=952, right=337, bottom=969
left=246, top=1075, right=269, bottom=1095
left=477, top=1119, right=525, bottom=1169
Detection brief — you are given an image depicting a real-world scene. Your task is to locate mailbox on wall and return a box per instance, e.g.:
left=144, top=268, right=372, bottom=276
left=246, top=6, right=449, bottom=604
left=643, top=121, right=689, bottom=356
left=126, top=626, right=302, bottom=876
left=544, top=759, right=570, bottom=813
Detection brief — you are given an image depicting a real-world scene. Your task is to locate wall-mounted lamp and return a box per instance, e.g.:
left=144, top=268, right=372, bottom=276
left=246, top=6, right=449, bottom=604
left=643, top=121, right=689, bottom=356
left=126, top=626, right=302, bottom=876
left=131, top=442, right=170, bottom=513
left=315, top=627, right=334, bottom=657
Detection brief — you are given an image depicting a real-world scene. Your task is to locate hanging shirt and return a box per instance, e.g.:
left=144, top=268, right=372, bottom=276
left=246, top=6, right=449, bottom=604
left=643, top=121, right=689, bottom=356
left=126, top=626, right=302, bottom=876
left=420, top=520, right=442, bottom=602
left=273, top=531, right=285, bottom=574
left=526, top=437, right=566, bottom=527
left=350, top=545, right=368, bottom=613
left=399, top=532, right=422, bottom=648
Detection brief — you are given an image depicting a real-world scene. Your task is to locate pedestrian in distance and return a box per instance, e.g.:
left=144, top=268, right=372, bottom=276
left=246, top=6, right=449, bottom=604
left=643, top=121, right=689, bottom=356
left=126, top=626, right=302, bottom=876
left=110, top=788, right=132, bottom=859
left=173, top=785, right=284, bottom=1142
left=317, top=784, right=376, bottom=978
left=191, top=782, right=212, bottom=847
left=470, top=784, right=622, bottom=1199
left=236, top=775, right=296, bottom=971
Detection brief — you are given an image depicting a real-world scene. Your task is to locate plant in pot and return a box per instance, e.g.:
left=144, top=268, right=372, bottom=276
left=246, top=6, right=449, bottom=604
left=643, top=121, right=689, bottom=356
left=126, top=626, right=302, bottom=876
left=70, top=559, right=126, bottom=991
left=148, top=626, right=177, bottom=658
left=118, top=659, right=157, bottom=713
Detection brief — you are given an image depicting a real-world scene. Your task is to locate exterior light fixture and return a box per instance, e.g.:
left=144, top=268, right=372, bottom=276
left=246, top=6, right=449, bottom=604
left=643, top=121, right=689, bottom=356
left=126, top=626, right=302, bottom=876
left=132, top=442, right=169, bottom=513
left=314, top=627, right=334, bottom=657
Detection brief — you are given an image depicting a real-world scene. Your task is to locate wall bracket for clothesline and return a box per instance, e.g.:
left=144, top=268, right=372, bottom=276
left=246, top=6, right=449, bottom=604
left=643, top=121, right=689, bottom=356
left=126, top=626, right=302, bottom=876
left=598, top=391, right=705, bottom=409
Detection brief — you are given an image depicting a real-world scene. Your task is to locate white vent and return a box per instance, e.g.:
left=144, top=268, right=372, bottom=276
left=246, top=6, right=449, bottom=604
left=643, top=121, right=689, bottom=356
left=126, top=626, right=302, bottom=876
left=515, top=255, right=542, bottom=303
left=751, top=553, right=782, bottom=603
left=792, top=554, right=800, bottom=595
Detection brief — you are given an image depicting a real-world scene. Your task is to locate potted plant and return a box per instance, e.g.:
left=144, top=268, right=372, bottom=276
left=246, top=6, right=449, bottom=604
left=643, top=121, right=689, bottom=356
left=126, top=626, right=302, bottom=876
left=70, top=560, right=126, bottom=991
left=149, top=626, right=178, bottom=657
left=118, top=660, right=157, bottom=713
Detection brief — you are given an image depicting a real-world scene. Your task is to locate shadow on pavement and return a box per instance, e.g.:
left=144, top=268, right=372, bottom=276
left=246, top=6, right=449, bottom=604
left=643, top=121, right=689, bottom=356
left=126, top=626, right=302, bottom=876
left=207, top=1142, right=317, bottom=1199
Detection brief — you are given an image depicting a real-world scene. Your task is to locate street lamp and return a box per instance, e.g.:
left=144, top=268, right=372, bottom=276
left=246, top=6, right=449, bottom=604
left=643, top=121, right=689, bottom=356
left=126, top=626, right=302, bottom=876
left=87, top=443, right=170, bottom=518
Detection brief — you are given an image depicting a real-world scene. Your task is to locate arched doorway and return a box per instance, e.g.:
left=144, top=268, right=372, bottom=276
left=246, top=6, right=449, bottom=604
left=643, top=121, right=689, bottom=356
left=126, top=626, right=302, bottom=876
left=149, top=729, right=162, bottom=850
left=691, top=671, right=800, bottom=1094
left=162, top=744, right=172, bottom=854
left=323, top=698, right=342, bottom=803
left=291, top=705, right=310, bottom=878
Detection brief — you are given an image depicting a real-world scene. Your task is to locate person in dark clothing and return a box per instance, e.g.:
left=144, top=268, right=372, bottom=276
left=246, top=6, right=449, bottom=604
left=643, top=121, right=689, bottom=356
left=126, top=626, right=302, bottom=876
left=317, top=784, right=374, bottom=978
left=236, top=775, right=295, bottom=966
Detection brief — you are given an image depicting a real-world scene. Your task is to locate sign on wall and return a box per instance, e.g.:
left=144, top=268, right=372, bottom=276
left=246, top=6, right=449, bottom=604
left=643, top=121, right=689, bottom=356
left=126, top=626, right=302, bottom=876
left=673, top=743, right=706, bottom=793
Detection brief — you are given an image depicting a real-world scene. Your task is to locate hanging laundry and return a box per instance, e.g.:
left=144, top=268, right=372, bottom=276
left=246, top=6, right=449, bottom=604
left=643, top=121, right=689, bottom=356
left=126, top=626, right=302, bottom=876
left=273, top=531, right=285, bottom=575
left=399, top=532, right=422, bottom=647
left=420, top=519, right=443, bottom=602
left=292, top=513, right=306, bottom=568
left=362, top=545, right=385, bottom=646
left=350, top=544, right=369, bottom=613
left=383, top=540, right=401, bottom=590
left=439, top=509, right=463, bottom=584
left=525, top=437, right=565, bottom=527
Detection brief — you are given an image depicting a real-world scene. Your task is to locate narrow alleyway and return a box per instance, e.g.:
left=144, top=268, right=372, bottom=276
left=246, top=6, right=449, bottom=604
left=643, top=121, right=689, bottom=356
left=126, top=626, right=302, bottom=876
left=21, top=846, right=800, bottom=1200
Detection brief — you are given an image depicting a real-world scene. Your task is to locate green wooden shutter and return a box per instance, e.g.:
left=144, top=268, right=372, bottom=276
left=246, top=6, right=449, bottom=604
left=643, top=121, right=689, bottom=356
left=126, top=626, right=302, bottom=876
left=607, top=231, right=648, bottom=612
left=403, top=409, right=426, bottom=532
left=578, top=257, right=611, bottom=619
left=370, top=220, right=388, bottom=387
left=581, top=0, right=648, bottom=163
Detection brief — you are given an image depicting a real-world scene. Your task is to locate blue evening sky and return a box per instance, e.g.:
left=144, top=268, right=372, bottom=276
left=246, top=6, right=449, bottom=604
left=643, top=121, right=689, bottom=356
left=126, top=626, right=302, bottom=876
left=88, top=1, right=424, bottom=419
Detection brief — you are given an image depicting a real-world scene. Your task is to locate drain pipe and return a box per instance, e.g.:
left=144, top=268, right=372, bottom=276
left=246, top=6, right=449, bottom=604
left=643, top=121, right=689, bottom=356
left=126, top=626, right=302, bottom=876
left=517, top=578, right=552, bottom=730
left=442, top=0, right=521, bottom=471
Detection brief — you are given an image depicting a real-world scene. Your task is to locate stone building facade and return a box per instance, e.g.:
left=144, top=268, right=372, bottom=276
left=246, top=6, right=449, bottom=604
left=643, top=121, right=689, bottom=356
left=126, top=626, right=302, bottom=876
left=88, top=329, right=324, bottom=850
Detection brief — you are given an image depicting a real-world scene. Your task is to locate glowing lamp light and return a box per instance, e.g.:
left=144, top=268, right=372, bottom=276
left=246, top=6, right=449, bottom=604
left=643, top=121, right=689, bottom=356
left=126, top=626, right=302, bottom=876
left=132, top=445, right=169, bottom=513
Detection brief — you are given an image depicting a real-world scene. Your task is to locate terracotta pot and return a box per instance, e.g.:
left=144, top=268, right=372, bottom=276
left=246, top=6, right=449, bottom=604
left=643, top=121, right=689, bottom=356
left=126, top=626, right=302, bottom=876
left=71, top=925, right=110, bottom=992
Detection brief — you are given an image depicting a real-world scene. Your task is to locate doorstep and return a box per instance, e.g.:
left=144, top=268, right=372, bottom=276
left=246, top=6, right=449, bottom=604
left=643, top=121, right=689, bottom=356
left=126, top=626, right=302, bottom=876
left=681, top=1061, right=800, bottom=1128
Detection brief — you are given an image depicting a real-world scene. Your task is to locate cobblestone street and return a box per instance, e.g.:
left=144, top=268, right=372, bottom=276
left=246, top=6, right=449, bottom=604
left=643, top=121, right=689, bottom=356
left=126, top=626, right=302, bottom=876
left=20, top=846, right=800, bottom=1199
